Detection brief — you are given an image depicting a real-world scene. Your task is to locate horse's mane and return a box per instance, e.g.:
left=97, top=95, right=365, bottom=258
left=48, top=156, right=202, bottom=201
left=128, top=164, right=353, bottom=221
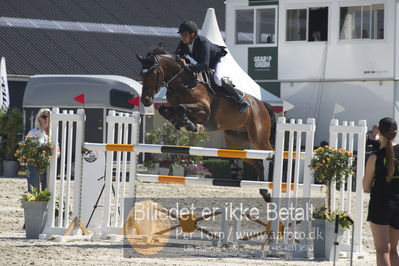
left=146, top=43, right=172, bottom=57
left=140, top=43, right=179, bottom=69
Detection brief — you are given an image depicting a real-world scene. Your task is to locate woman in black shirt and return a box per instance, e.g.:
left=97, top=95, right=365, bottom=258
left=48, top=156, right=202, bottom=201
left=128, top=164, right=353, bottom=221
left=363, top=117, right=399, bottom=266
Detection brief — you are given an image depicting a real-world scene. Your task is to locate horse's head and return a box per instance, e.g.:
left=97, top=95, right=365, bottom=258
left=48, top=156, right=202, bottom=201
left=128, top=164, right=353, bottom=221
left=136, top=54, right=165, bottom=107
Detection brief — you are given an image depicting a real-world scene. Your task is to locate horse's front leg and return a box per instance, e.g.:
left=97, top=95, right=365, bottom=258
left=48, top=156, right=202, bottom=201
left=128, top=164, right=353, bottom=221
left=158, top=106, right=186, bottom=130
left=175, top=105, right=198, bottom=132
left=176, top=103, right=210, bottom=132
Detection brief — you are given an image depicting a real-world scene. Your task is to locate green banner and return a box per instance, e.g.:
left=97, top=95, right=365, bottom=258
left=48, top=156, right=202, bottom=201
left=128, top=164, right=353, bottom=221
left=248, top=47, right=278, bottom=80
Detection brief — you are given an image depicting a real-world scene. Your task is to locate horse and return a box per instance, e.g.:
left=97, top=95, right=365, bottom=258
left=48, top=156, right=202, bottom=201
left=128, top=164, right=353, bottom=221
left=136, top=50, right=276, bottom=202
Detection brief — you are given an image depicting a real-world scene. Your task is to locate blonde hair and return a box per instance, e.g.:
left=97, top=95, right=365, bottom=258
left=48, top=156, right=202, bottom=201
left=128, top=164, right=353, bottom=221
left=34, top=108, right=51, bottom=132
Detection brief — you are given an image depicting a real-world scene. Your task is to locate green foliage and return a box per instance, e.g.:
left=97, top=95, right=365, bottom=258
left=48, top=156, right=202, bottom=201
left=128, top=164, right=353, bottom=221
left=311, top=145, right=355, bottom=216
left=0, top=108, right=23, bottom=160
left=145, top=122, right=209, bottom=146
left=145, top=122, right=210, bottom=168
left=15, top=136, right=54, bottom=176
left=313, top=206, right=352, bottom=229
left=310, top=146, right=354, bottom=187
left=203, top=159, right=231, bottom=179
left=55, top=196, right=72, bottom=218
left=20, top=186, right=50, bottom=202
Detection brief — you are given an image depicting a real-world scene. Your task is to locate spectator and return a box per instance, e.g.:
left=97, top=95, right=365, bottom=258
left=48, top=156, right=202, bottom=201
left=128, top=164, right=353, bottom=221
left=319, top=140, right=328, bottom=148
left=25, top=108, right=59, bottom=192
left=363, top=117, right=399, bottom=266
left=367, top=125, right=380, bottom=152
left=312, top=31, right=321, bottom=41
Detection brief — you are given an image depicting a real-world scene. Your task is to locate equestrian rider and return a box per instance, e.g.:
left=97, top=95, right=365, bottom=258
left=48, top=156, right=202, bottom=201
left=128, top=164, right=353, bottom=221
left=175, top=21, right=250, bottom=113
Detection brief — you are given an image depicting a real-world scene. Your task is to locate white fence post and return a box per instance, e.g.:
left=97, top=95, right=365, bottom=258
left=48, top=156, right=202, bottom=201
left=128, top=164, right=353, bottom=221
left=73, top=109, right=85, bottom=228
left=270, top=117, right=285, bottom=237
left=302, top=118, right=316, bottom=199
left=329, top=119, right=339, bottom=212
left=47, top=107, right=60, bottom=229
left=329, top=119, right=367, bottom=254
left=103, top=110, right=116, bottom=227
left=41, top=108, right=86, bottom=239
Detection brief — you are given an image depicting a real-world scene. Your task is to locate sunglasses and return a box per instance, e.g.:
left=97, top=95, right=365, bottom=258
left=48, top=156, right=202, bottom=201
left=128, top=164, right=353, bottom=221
left=40, top=114, right=49, bottom=119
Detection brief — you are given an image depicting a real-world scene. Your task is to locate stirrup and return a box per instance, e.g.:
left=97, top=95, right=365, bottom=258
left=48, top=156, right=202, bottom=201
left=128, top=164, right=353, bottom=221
left=239, top=101, right=250, bottom=113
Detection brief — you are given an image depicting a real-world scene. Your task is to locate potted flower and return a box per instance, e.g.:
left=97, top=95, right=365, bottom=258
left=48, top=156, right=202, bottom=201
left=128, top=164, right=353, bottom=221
left=310, top=146, right=354, bottom=260
left=0, top=108, right=23, bottom=177
left=16, top=135, right=54, bottom=239
left=144, top=153, right=160, bottom=174
left=144, top=122, right=210, bottom=176
left=170, top=155, right=190, bottom=176
left=15, top=136, right=54, bottom=192
left=185, top=161, right=212, bottom=177
left=311, top=146, right=354, bottom=212
left=19, top=186, right=50, bottom=238
left=158, top=159, right=171, bottom=175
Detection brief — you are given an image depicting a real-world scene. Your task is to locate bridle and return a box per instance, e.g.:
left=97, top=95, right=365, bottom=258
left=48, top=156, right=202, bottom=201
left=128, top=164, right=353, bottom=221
left=141, top=55, right=184, bottom=95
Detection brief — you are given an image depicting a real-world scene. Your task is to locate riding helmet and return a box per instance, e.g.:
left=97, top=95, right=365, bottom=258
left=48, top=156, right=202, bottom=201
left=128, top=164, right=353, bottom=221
left=177, top=21, right=198, bottom=34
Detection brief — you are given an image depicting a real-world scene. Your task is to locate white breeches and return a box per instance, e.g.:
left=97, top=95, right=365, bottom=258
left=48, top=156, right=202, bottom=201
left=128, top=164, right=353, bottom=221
left=213, top=56, right=230, bottom=86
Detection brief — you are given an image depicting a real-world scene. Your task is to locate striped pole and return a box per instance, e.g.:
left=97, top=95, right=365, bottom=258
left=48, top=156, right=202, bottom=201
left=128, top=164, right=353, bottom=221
left=137, top=174, right=323, bottom=192
left=84, top=143, right=304, bottom=160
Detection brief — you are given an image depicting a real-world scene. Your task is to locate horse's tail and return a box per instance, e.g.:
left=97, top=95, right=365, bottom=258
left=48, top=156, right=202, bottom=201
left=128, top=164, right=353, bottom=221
left=263, top=102, right=276, bottom=146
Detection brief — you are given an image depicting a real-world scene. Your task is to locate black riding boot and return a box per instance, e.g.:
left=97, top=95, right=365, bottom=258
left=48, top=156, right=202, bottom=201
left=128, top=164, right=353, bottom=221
left=221, top=78, right=250, bottom=113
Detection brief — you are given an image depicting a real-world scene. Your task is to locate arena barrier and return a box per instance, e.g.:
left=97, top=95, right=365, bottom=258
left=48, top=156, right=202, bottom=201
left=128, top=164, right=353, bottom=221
left=39, top=108, right=367, bottom=257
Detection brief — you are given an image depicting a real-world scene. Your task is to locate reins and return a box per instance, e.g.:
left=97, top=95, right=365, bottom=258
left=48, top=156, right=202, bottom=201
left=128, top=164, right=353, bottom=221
left=163, top=68, right=184, bottom=88
left=143, top=54, right=186, bottom=94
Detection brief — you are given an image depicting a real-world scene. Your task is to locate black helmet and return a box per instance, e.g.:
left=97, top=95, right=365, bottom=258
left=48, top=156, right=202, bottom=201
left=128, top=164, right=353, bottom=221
left=177, top=21, right=198, bottom=34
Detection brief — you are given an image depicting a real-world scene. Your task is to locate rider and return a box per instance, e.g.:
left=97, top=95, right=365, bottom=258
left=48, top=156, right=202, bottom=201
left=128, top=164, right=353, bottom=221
left=175, top=21, right=250, bottom=113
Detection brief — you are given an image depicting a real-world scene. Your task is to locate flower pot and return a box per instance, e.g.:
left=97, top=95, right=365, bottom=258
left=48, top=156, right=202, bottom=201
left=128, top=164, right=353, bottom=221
left=172, top=165, right=185, bottom=176
left=3, top=160, right=19, bottom=177
left=147, top=163, right=160, bottom=174
left=159, top=167, right=170, bottom=175
left=22, top=201, right=48, bottom=239
left=312, top=219, right=344, bottom=261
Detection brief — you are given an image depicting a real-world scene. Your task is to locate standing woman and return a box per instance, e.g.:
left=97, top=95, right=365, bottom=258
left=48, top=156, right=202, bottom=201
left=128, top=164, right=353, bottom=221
left=363, top=117, right=399, bottom=266
left=25, top=108, right=59, bottom=192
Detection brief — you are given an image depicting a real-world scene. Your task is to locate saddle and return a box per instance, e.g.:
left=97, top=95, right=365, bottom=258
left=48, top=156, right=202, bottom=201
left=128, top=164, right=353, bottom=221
left=194, top=70, right=245, bottom=100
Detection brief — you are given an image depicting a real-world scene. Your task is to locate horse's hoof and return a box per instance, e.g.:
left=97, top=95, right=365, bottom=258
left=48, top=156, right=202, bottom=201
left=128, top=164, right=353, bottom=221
left=259, top=189, right=272, bottom=203
left=196, top=124, right=205, bottom=133
left=185, top=122, right=197, bottom=132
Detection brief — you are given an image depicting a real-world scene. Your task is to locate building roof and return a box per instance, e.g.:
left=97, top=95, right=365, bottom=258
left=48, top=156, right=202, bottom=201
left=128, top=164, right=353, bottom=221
left=0, top=0, right=225, bottom=79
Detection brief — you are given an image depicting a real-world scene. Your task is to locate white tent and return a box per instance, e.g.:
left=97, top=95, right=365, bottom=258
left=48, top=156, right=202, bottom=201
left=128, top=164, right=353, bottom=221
left=155, top=8, right=283, bottom=109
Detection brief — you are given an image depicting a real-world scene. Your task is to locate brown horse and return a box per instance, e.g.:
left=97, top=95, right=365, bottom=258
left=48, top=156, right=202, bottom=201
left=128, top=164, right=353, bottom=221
left=137, top=51, right=275, bottom=201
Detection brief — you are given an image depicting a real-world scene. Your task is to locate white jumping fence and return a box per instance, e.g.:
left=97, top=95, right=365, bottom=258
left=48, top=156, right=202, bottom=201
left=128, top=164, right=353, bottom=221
left=39, top=108, right=367, bottom=257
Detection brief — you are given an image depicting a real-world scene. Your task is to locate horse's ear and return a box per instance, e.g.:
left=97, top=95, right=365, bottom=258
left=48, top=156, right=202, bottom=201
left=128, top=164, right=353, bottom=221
left=136, top=54, right=144, bottom=63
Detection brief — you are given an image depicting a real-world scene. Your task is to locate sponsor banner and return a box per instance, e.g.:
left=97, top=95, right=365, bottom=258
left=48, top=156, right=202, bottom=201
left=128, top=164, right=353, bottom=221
left=248, top=47, right=278, bottom=80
